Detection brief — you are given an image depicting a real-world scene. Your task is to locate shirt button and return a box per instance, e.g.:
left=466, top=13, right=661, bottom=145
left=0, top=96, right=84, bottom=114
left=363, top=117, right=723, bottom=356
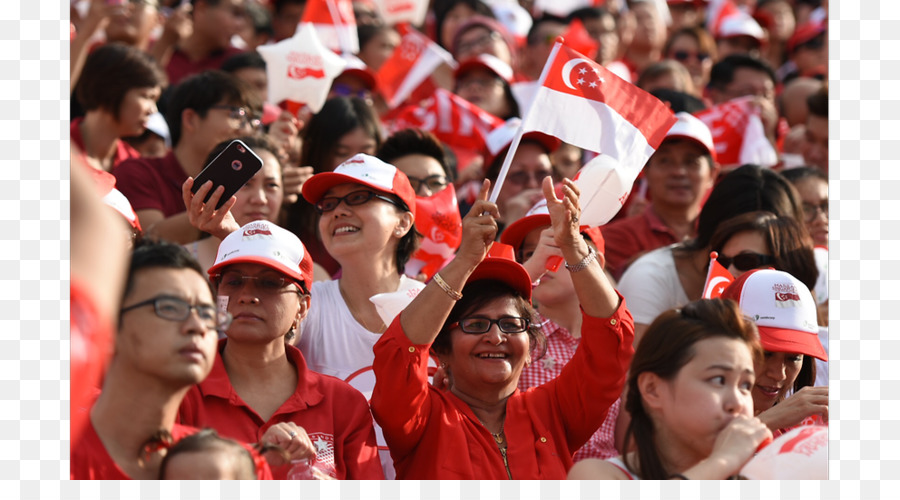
left=540, top=437, right=547, bottom=443
left=610, top=319, right=617, bottom=326
left=408, top=346, right=416, bottom=353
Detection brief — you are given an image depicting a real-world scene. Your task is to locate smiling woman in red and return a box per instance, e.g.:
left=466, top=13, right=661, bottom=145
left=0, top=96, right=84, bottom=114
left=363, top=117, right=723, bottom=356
left=370, top=177, right=634, bottom=479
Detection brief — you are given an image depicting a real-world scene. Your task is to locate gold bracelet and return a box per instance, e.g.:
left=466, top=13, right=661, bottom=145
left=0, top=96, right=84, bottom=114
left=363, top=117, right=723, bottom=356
left=432, top=272, right=463, bottom=300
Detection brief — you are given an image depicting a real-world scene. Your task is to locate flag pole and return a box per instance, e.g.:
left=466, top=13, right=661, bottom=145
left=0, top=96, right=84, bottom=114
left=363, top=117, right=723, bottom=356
left=487, top=37, right=566, bottom=204
left=324, top=0, right=352, bottom=55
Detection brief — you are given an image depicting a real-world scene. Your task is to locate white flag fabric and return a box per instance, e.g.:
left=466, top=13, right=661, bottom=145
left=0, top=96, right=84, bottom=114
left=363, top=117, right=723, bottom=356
left=257, top=23, right=347, bottom=113
left=370, top=0, right=429, bottom=27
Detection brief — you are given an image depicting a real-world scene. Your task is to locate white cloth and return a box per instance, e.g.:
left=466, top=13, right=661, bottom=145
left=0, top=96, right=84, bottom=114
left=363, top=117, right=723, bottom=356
left=298, top=275, right=427, bottom=479
left=616, top=245, right=689, bottom=325
left=815, top=326, right=828, bottom=387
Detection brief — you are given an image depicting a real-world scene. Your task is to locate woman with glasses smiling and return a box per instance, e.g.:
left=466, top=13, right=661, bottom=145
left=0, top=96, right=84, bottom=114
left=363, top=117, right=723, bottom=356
left=370, top=177, right=634, bottom=479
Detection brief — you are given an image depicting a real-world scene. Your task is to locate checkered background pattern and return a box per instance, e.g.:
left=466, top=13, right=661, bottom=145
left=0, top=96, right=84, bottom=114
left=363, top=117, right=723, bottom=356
left=0, top=0, right=894, bottom=497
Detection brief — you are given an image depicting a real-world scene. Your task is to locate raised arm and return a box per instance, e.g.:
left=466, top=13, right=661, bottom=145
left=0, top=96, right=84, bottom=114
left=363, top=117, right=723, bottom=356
left=542, top=177, right=620, bottom=317
left=398, top=180, right=500, bottom=345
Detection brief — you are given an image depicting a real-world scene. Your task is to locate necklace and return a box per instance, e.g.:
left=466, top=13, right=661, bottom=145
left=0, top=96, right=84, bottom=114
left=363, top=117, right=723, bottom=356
left=491, top=422, right=505, bottom=445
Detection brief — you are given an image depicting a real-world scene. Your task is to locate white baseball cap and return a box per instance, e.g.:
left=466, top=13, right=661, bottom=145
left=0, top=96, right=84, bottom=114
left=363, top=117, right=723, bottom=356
left=664, top=112, right=717, bottom=161
left=208, top=221, right=314, bottom=290
left=721, top=268, right=827, bottom=361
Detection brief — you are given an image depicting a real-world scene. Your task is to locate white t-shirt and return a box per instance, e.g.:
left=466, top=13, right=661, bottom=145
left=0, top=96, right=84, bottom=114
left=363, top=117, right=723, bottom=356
left=298, top=275, right=427, bottom=479
left=617, top=245, right=689, bottom=325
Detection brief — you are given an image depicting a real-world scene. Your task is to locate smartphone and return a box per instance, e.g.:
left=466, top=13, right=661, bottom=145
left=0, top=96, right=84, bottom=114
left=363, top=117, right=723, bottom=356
left=190, top=139, right=263, bottom=209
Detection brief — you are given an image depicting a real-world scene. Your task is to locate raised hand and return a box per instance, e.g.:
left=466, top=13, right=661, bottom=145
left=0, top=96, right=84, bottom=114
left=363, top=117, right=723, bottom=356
left=182, top=177, right=241, bottom=240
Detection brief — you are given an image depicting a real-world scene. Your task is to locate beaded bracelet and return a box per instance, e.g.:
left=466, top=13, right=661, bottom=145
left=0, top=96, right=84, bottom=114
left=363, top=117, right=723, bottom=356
left=432, top=272, right=463, bottom=300
left=564, top=246, right=597, bottom=273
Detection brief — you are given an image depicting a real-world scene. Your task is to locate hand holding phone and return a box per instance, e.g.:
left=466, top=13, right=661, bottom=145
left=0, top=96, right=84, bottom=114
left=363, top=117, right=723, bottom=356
left=190, top=139, right=263, bottom=209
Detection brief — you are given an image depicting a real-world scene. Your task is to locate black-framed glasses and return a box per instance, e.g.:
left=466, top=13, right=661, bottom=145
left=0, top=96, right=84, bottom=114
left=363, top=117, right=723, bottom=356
left=802, top=201, right=828, bottom=222
left=314, top=189, right=406, bottom=214
left=717, top=252, right=774, bottom=272
left=210, top=105, right=261, bottom=130
left=120, top=295, right=232, bottom=331
left=672, top=50, right=710, bottom=62
left=450, top=316, right=530, bottom=334
left=212, top=271, right=306, bottom=295
left=407, top=174, right=449, bottom=195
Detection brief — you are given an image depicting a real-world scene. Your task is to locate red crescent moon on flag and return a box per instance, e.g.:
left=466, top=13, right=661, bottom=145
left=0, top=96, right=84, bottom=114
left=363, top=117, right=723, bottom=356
left=560, top=57, right=596, bottom=90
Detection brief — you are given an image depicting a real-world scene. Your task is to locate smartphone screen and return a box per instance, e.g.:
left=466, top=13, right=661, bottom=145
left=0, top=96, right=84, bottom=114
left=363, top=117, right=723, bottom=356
left=191, top=140, right=264, bottom=209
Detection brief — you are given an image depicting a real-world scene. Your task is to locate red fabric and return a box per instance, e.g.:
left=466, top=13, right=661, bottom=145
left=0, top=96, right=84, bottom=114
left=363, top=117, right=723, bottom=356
left=518, top=315, right=621, bottom=461
left=694, top=97, right=758, bottom=166
left=600, top=208, right=684, bottom=281
left=113, top=151, right=189, bottom=216
left=562, top=19, right=599, bottom=61
left=178, top=340, right=384, bottom=480
left=376, top=27, right=448, bottom=108
left=411, top=184, right=462, bottom=280
left=70, top=117, right=141, bottom=171
left=70, top=279, right=113, bottom=448
left=70, top=421, right=198, bottom=480
left=165, top=46, right=245, bottom=87
left=370, top=297, right=634, bottom=479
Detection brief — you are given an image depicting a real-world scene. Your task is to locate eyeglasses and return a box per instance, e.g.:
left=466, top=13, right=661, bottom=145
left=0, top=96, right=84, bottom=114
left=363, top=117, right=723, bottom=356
left=456, top=76, right=504, bottom=91
left=450, top=317, right=530, bottom=334
left=457, top=30, right=502, bottom=55
left=671, top=50, right=710, bottom=63
left=120, top=295, right=232, bottom=331
left=213, top=271, right=306, bottom=295
left=314, top=189, right=406, bottom=214
left=210, top=105, right=261, bottom=130
left=407, top=174, right=449, bottom=195
left=507, top=170, right=551, bottom=187
left=717, top=252, right=774, bottom=272
left=802, top=201, right=828, bottom=222
left=331, top=83, right=371, bottom=100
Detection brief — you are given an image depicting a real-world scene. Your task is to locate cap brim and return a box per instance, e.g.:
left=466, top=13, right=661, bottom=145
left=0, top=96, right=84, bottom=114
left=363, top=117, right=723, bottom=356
left=665, top=133, right=717, bottom=161
left=466, top=257, right=532, bottom=301
left=302, top=172, right=395, bottom=206
left=208, top=256, right=306, bottom=287
left=499, top=214, right=551, bottom=250
left=758, top=325, right=828, bottom=361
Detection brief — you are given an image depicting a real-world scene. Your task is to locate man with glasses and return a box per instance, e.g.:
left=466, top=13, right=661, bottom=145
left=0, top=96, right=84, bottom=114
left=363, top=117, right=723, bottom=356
left=115, top=70, right=260, bottom=244
left=164, top=0, right=249, bottom=86
left=71, top=241, right=231, bottom=479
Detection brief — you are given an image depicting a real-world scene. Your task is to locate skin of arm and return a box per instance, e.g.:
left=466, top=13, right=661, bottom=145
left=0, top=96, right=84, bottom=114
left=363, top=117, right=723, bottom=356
left=756, top=386, right=828, bottom=431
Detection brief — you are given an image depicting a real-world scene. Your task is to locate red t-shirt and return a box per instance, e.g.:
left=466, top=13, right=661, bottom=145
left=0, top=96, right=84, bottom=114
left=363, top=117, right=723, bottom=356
left=601, top=208, right=688, bottom=281
left=113, top=151, right=189, bottom=217
left=178, top=340, right=384, bottom=480
left=165, top=46, right=245, bottom=87
left=370, top=297, right=635, bottom=479
left=70, top=117, right=141, bottom=172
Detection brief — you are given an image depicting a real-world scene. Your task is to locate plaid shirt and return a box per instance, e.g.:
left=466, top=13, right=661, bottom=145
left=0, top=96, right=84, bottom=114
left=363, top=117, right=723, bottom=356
left=518, top=314, right=621, bottom=461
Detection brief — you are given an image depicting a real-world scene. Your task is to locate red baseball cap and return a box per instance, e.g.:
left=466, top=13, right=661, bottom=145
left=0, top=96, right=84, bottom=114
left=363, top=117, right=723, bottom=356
left=721, top=269, right=826, bottom=361
left=301, top=153, right=417, bottom=220
left=466, top=242, right=533, bottom=302
left=208, top=220, right=314, bottom=290
left=500, top=198, right=605, bottom=258
left=787, top=19, right=826, bottom=54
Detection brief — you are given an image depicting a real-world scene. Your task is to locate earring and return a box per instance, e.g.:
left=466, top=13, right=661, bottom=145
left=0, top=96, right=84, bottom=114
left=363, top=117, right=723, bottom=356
left=440, top=362, right=447, bottom=369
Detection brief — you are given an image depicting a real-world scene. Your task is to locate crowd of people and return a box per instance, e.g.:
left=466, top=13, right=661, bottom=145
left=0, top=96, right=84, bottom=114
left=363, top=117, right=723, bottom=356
left=69, top=0, right=829, bottom=480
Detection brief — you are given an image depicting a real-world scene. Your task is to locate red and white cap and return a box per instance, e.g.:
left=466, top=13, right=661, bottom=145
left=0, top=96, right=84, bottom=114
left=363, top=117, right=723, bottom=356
left=455, top=54, right=514, bottom=84
left=717, top=13, right=766, bottom=43
left=338, top=54, right=378, bottom=91
left=664, top=112, right=717, bottom=161
left=466, top=242, right=532, bottom=301
left=208, top=220, right=314, bottom=290
left=301, top=153, right=417, bottom=220
left=500, top=198, right=605, bottom=256
left=721, top=269, right=827, bottom=361
left=787, top=19, right=826, bottom=54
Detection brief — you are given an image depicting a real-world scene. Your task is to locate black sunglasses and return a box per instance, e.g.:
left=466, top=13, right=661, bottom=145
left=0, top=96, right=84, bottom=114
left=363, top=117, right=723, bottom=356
left=717, top=252, right=774, bottom=272
left=314, top=189, right=406, bottom=214
left=672, top=50, right=710, bottom=62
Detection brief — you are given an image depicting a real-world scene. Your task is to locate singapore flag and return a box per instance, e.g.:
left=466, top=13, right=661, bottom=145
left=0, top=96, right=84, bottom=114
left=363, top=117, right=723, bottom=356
left=702, top=251, right=734, bottom=299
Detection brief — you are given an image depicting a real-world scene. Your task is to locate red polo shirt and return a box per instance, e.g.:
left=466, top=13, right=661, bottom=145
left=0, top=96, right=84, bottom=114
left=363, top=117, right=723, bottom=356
left=370, top=297, right=634, bottom=480
left=601, top=208, right=691, bottom=281
left=165, top=46, right=245, bottom=87
left=113, top=151, right=189, bottom=217
left=70, top=117, right=141, bottom=171
left=178, top=340, right=384, bottom=480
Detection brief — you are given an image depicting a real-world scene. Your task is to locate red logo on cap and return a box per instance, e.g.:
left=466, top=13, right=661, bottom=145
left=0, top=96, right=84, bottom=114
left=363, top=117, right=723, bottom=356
left=345, top=157, right=367, bottom=165
left=244, top=228, right=272, bottom=237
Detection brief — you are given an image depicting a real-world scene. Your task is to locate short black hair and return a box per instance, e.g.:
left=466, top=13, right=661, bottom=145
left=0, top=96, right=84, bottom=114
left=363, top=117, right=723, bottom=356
left=707, top=54, right=776, bottom=93
left=122, top=240, right=212, bottom=307
left=806, top=84, right=827, bottom=119
left=525, top=14, right=567, bottom=46
left=75, top=43, right=166, bottom=115
left=163, top=70, right=259, bottom=147
left=377, top=128, right=455, bottom=182
left=221, top=51, right=267, bottom=73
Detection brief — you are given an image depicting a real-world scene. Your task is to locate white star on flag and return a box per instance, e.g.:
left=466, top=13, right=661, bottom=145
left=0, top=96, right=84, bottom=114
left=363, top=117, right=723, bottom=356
left=314, top=437, right=330, bottom=452
left=577, top=78, right=585, bottom=85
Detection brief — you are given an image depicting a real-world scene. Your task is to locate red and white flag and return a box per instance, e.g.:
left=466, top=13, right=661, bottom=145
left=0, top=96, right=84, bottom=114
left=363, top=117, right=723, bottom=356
left=706, top=0, right=742, bottom=36
left=387, top=88, right=505, bottom=154
left=702, top=251, right=734, bottom=299
left=406, top=184, right=463, bottom=280
left=257, top=23, right=347, bottom=113
left=376, top=26, right=455, bottom=109
left=561, top=19, right=599, bottom=61
left=520, top=42, right=676, bottom=167
left=694, top=96, right=778, bottom=168
left=301, top=0, right=358, bottom=54
left=370, top=0, right=428, bottom=27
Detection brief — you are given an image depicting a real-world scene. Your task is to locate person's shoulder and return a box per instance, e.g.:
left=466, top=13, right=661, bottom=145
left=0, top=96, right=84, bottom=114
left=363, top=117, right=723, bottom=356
left=567, top=457, right=632, bottom=480
left=622, top=244, right=676, bottom=272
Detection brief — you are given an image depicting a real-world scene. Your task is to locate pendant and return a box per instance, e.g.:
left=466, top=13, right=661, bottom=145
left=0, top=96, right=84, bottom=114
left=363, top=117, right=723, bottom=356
left=493, top=433, right=503, bottom=444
